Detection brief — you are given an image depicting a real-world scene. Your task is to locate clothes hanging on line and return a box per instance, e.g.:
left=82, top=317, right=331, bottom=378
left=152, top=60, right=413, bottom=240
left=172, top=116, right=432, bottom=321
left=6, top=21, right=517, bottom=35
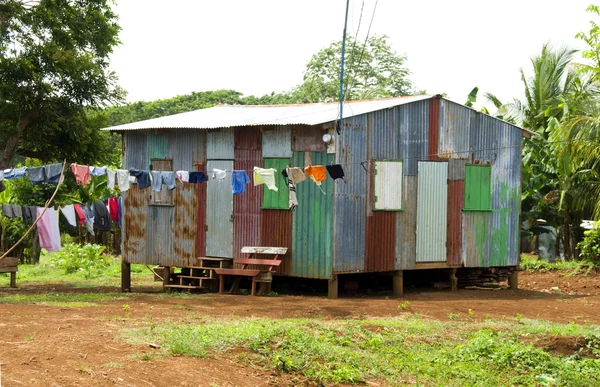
left=116, top=169, right=130, bottom=191
left=3, top=167, right=27, bottom=180
left=285, top=167, right=299, bottom=210
left=304, top=165, right=327, bottom=185
left=253, top=167, right=278, bottom=191
left=44, top=164, right=62, bottom=184
left=60, top=205, right=78, bottom=228
left=93, top=200, right=112, bottom=232
left=326, top=164, right=345, bottom=180
left=212, top=169, right=227, bottom=180
left=73, top=203, right=86, bottom=226
left=0, top=170, right=4, bottom=181
left=107, top=168, right=116, bottom=190
left=116, top=197, right=123, bottom=228
left=288, top=167, right=307, bottom=184
left=89, top=166, right=107, bottom=176
left=22, top=206, right=37, bottom=226
left=1, top=204, right=21, bottom=218
left=108, top=197, right=120, bottom=222
left=71, top=163, right=91, bottom=187
left=176, top=170, right=189, bottom=183
left=82, top=204, right=95, bottom=235
left=129, top=168, right=151, bottom=189
left=28, top=166, right=45, bottom=185
left=232, top=170, right=250, bottom=195
left=189, top=171, right=207, bottom=184
left=37, top=207, right=61, bottom=252
left=150, top=171, right=177, bottom=192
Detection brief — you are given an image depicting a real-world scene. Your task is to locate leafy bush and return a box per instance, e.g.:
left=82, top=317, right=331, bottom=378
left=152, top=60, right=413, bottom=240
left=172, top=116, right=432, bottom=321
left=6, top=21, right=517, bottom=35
left=578, top=224, right=600, bottom=264
left=46, top=243, right=112, bottom=278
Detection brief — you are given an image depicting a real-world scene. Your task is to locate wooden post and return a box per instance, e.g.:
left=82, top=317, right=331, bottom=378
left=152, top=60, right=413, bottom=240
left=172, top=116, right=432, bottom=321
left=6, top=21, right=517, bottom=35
left=10, top=271, right=16, bottom=288
left=328, top=275, right=338, bottom=299
left=121, top=260, right=131, bottom=293
left=163, top=266, right=171, bottom=288
left=218, top=274, right=224, bottom=294
left=509, top=269, right=519, bottom=289
left=392, top=270, right=403, bottom=297
left=450, top=268, right=458, bottom=291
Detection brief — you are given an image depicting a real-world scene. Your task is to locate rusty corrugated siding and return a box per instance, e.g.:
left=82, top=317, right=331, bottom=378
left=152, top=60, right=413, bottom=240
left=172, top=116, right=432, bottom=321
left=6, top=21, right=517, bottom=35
left=261, top=210, right=293, bottom=276
left=192, top=132, right=206, bottom=166
left=448, top=159, right=467, bottom=180
left=447, top=180, right=464, bottom=266
left=196, top=162, right=207, bottom=258
left=207, top=128, right=234, bottom=159
left=428, top=97, right=440, bottom=160
left=173, top=181, right=197, bottom=267
left=234, top=149, right=263, bottom=259
left=262, top=125, right=292, bottom=158
left=292, top=125, right=327, bottom=152
left=334, top=118, right=367, bottom=273
left=438, top=99, right=471, bottom=159
left=365, top=211, right=396, bottom=271
left=399, top=99, right=430, bottom=175
left=396, top=175, right=417, bottom=269
left=122, top=185, right=149, bottom=264
left=235, top=127, right=261, bottom=150
left=462, top=211, right=492, bottom=267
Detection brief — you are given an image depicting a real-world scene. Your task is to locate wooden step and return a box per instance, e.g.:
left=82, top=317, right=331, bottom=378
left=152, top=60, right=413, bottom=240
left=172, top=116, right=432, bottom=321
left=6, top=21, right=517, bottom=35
left=196, top=257, right=233, bottom=261
left=176, top=275, right=216, bottom=280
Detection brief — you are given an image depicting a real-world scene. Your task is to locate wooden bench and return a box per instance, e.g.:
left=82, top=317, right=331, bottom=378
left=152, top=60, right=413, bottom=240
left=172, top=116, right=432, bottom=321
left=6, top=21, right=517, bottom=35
left=214, top=246, right=287, bottom=296
left=0, top=257, right=18, bottom=288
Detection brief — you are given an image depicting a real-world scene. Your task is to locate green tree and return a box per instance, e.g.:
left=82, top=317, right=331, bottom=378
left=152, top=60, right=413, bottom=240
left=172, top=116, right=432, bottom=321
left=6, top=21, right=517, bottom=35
left=0, top=0, right=123, bottom=168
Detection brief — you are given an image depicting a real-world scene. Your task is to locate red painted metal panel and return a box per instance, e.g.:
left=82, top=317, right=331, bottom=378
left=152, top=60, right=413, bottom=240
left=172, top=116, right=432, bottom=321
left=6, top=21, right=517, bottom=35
left=428, top=96, right=440, bottom=160
left=195, top=163, right=206, bottom=259
left=365, top=211, right=397, bottom=272
left=234, top=149, right=263, bottom=258
left=447, top=179, right=464, bottom=266
left=235, top=126, right=261, bottom=150
left=261, top=210, right=292, bottom=276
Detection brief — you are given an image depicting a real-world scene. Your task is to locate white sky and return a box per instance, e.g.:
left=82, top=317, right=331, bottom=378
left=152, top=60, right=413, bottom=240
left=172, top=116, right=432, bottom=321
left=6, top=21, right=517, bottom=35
left=110, top=0, right=594, bottom=110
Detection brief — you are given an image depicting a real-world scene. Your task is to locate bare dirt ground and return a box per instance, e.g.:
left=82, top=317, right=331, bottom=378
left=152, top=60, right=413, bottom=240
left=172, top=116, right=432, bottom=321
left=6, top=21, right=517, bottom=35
left=1, top=270, right=599, bottom=387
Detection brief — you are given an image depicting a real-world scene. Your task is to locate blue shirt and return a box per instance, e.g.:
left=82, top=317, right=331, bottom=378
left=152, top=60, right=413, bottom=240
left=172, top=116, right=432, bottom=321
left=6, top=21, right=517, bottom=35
left=232, top=170, right=250, bottom=195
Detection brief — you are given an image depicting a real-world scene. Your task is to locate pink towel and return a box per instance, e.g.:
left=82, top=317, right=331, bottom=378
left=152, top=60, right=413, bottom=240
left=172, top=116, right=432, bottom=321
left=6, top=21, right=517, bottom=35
left=37, top=207, right=61, bottom=252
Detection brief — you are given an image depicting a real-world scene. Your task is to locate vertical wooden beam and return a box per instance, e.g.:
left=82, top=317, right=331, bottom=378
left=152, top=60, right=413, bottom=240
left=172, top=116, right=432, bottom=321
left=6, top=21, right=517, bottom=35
left=163, top=266, right=171, bottom=288
left=121, top=260, right=131, bottom=293
left=450, top=268, right=458, bottom=291
left=10, top=271, right=16, bottom=288
left=328, top=275, right=338, bottom=299
left=392, top=270, right=403, bottom=297
left=509, top=269, right=519, bottom=289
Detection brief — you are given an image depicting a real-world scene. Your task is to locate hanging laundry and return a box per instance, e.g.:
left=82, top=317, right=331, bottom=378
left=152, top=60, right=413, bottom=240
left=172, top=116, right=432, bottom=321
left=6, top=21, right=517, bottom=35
left=288, top=167, right=307, bottom=184
left=108, top=197, right=120, bottom=222
left=116, top=197, right=123, bottom=228
left=253, top=167, right=278, bottom=191
left=82, top=204, right=95, bottom=235
left=60, top=205, right=78, bottom=228
left=0, top=170, right=4, bottom=181
left=326, top=164, right=345, bottom=180
left=93, top=200, right=112, bottom=232
left=73, top=203, right=86, bottom=226
left=150, top=171, right=177, bottom=192
left=89, top=166, right=107, bottom=176
left=176, top=170, right=189, bottom=182
left=2, top=204, right=21, bottom=218
left=71, top=163, right=91, bottom=187
left=44, top=163, right=63, bottom=184
left=212, top=168, right=227, bottom=180
left=37, top=207, right=61, bottom=252
left=106, top=168, right=116, bottom=190
left=304, top=165, right=328, bottom=185
left=116, top=169, right=130, bottom=191
left=189, top=171, right=207, bottom=184
left=28, top=166, right=45, bottom=185
left=232, top=170, right=250, bottom=195
left=3, top=167, right=27, bottom=180
left=21, top=206, right=37, bottom=225
left=285, top=167, right=298, bottom=210
left=129, top=168, right=151, bottom=189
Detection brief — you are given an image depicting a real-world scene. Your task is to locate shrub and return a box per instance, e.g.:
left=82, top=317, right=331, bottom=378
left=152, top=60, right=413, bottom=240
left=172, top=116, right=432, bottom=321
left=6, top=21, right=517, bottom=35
left=577, top=223, right=600, bottom=264
left=47, top=243, right=111, bottom=278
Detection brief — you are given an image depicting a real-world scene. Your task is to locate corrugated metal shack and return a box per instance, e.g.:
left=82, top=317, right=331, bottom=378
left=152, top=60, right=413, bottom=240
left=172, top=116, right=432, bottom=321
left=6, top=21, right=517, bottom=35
left=106, top=95, right=532, bottom=296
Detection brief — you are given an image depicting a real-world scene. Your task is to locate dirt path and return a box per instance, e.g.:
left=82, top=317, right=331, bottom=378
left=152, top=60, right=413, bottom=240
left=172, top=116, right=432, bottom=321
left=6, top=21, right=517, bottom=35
left=1, top=270, right=599, bottom=386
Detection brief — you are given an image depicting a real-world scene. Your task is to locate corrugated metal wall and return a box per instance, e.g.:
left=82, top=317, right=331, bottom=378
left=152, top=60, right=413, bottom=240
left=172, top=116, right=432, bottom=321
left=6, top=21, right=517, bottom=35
left=196, top=162, right=207, bottom=259
left=447, top=180, right=464, bottom=266
left=399, top=100, right=430, bottom=175
left=262, top=126, right=292, bottom=158
left=438, top=99, right=471, bottom=159
left=396, top=176, right=417, bottom=270
left=462, top=212, right=492, bottom=267
left=416, top=162, right=448, bottom=262
left=206, top=160, right=234, bottom=258
left=291, top=151, right=333, bottom=278
left=207, top=128, right=234, bottom=159
left=234, top=145, right=263, bottom=258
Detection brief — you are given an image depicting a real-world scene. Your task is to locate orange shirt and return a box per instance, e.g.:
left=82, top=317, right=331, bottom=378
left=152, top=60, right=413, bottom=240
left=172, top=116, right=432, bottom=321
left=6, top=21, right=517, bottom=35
left=304, top=165, right=327, bottom=185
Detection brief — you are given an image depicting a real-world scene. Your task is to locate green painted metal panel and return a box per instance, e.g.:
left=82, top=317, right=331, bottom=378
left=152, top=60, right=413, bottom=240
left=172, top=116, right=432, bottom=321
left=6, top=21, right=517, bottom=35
left=464, top=165, right=491, bottom=210
left=262, top=158, right=290, bottom=209
left=148, top=133, right=169, bottom=166
left=291, top=152, right=334, bottom=278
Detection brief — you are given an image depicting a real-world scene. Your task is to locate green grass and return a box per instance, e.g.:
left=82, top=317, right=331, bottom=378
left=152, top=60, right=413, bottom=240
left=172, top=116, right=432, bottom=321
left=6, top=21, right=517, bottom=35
left=0, top=292, right=132, bottom=306
left=123, top=316, right=600, bottom=386
left=520, top=253, right=598, bottom=275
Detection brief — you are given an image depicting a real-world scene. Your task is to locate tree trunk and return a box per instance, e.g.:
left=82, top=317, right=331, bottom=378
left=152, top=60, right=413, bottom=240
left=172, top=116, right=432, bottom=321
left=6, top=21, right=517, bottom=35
left=31, top=227, right=41, bottom=264
left=563, top=213, right=571, bottom=260
left=0, top=110, right=38, bottom=169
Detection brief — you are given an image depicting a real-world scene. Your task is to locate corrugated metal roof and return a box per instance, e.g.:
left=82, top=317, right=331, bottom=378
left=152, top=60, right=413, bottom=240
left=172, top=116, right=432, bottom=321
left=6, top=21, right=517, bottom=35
left=104, top=95, right=433, bottom=131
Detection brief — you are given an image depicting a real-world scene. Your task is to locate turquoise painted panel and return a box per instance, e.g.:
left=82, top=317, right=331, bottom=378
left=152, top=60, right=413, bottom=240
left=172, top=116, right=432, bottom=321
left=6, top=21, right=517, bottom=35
left=148, top=133, right=169, bottom=166
left=291, top=152, right=334, bottom=278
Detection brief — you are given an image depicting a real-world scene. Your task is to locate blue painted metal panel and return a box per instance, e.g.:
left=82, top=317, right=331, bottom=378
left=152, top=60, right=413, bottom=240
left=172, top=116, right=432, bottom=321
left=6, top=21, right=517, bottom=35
left=124, top=132, right=148, bottom=169
left=333, top=115, right=367, bottom=273
left=399, top=99, right=429, bottom=175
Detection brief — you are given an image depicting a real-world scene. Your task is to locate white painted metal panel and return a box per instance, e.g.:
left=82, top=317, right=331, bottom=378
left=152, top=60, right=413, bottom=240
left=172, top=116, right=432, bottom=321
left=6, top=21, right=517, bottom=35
left=206, top=160, right=234, bottom=258
left=374, top=161, right=403, bottom=210
left=416, top=161, right=448, bottom=262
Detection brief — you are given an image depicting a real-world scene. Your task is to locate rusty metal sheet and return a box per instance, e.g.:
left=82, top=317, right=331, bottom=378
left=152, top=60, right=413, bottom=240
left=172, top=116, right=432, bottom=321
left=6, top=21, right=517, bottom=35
left=428, top=96, right=440, bottom=160
left=261, top=210, right=293, bottom=276
left=448, top=159, right=467, bottom=180
left=122, top=185, right=149, bottom=264
left=173, top=181, right=197, bottom=267
left=334, top=117, right=367, bottom=273
left=438, top=99, right=471, bottom=159
left=396, top=175, right=417, bottom=269
left=234, top=149, right=262, bottom=259
left=196, top=163, right=207, bottom=258
left=462, top=211, right=492, bottom=267
left=191, top=131, right=206, bottom=166
left=416, top=161, right=448, bottom=262
left=399, top=99, right=430, bottom=175
left=206, top=160, right=234, bottom=257
left=447, top=180, right=464, bottom=266
left=292, top=125, right=327, bottom=152
left=365, top=211, right=396, bottom=272
left=235, top=127, right=261, bottom=150
left=262, top=126, right=292, bottom=158
left=207, top=128, right=234, bottom=159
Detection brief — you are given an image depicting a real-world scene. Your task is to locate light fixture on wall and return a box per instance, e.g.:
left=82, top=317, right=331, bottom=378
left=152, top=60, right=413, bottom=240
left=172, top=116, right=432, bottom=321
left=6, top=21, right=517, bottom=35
left=322, top=133, right=333, bottom=144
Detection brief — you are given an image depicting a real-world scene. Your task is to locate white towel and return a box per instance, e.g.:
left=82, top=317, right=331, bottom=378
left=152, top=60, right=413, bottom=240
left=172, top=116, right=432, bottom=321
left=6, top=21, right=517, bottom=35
left=212, top=168, right=227, bottom=180
left=116, top=169, right=130, bottom=191
left=176, top=170, right=189, bottom=182
left=107, top=168, right=116, bottom=190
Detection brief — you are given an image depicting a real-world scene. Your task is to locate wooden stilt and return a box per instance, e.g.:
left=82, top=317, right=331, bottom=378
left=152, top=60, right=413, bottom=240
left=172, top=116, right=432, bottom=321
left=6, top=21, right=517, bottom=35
left=121, top=260, right=131, bottom=293
left=509, top=269, right=519, bottom=289
left=450, top=268, right=458, bottom=291
left=393, top=270, right=403, bottom=297
left=328, top=275, right=338, bottom=299
left=163, top=266, right=171, bottom=287
left=10, top=272, right=16, bottom=288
